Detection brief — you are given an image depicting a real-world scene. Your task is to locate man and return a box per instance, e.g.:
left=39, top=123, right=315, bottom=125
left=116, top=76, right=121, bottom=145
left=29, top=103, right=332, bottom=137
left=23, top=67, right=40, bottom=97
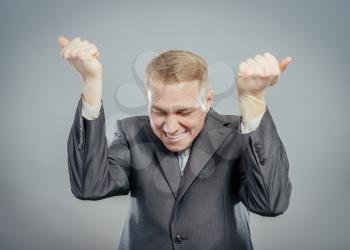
left=58, top=36, right=292, bottom=250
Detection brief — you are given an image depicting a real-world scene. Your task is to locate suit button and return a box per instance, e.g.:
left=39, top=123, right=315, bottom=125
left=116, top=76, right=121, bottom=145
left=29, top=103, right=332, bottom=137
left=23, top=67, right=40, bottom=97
left=174, top=234, right=187, bottom=244
left=260, top=157, right=266, bottom=165
left=254, top=142, right=261, bottom=149
left=174, top=234, right=182, bottom=244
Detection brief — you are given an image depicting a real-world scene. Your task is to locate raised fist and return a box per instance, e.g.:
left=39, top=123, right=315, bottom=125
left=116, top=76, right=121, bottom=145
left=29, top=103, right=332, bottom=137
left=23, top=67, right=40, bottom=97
left=58, top=36, right=102, bottom=82
left=236, top=52, right=291, bottom=99
left=236, top=52, right=292, bottom=121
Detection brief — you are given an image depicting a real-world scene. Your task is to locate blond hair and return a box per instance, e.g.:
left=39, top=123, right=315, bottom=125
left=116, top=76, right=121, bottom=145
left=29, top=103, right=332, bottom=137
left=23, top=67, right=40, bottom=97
left=145, top=50, right=209, bottom=95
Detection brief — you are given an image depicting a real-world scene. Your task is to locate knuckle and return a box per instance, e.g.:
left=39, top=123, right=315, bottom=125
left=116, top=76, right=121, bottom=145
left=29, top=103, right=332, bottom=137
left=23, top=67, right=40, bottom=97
left=71, top=37, right=81, bottom=44
left=78, top=41, right=87, bottom=47
left=70, top=46, right=79, bottom=53
left=71, top=50, right=79, bottom=58
left=246, top=58, right=254, bottom=64
left=264, top=51, right=271, bottom=57
left=63, top=50, right=70, bottom=58
left=77, top=51, right=85, bottom=58
left=246, top=70, right=255, bottom=77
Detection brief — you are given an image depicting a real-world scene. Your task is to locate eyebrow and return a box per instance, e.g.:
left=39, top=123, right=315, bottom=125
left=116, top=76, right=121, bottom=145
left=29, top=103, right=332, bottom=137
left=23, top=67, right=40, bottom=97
left=151, top=105, right=197, bottom=112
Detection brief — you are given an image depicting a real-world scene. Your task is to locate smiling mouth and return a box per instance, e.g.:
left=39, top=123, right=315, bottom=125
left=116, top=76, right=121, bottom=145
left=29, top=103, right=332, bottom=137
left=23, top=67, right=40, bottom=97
left=164, top=131, right=188, bottom=142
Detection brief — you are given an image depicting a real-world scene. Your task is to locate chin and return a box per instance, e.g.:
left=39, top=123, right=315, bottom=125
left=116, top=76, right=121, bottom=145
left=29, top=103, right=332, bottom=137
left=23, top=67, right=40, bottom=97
left=162, top=138, right=191, bottom=152
left=163, top=143, right=186, bottom=153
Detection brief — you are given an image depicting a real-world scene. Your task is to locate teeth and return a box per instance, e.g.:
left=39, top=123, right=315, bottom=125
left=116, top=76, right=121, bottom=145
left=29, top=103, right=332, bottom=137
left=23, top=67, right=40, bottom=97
left=168, top=133, right=183, bottom=139
left=166, top=131, right=187, bottom=140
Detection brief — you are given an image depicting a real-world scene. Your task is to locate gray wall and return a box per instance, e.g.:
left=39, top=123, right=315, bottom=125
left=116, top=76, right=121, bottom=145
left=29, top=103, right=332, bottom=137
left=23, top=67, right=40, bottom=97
left=1, top=0, right=349, bottom=249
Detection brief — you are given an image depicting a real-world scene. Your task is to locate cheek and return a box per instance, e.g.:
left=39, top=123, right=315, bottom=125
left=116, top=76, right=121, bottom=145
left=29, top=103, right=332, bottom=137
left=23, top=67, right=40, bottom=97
left=150, top=116, right=164, bottom=130
left=181, top=116, right=205, bottom=132
left=194, top=114, right=206, bottom=130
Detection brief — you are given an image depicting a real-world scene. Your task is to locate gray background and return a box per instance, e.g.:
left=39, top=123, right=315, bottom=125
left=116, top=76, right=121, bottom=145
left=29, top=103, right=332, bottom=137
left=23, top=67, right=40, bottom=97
left=1, top=0, right=349, bottom=249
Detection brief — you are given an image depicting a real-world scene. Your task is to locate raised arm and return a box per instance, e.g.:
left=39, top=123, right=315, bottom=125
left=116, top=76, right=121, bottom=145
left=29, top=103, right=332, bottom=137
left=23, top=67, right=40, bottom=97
left=59, top=36, right=131, bottom=200
left=235, top=52, right=293, bottom=216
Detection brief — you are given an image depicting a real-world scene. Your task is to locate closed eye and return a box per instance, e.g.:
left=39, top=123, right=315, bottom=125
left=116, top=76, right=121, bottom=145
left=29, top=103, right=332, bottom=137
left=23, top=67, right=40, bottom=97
left=178, top=111, right=193, bottom=115
left=152, top=110, right=166, bottom=115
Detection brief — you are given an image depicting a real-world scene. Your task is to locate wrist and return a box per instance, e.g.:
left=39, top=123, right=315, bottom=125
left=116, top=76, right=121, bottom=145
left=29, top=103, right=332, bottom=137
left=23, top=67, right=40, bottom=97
left=238, top=95, right=266, bottom=122
left=83, top=74, right=102, bottom=87
left=82, top=76, right=102, bottom=106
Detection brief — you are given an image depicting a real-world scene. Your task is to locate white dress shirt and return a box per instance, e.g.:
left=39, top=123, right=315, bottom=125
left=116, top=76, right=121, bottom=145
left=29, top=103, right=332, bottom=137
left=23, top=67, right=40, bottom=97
left=81, top=97, right=265, bottom=176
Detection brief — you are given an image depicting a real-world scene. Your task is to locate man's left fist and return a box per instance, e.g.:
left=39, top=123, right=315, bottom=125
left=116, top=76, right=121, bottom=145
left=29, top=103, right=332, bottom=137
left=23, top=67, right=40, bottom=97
left=236, top=52, right=292, bottom=122
left=236, top=52, right=292, bottom=99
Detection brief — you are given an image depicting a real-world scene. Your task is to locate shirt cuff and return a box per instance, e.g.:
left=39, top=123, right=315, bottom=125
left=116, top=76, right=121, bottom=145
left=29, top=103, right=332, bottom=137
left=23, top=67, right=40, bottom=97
left=239, top=111, right=265, bottom=134
left=81, top=95, right=102, bottom=120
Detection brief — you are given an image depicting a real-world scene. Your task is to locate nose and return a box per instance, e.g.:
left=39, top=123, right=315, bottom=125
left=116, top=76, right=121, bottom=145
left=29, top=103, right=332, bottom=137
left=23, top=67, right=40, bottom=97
left=163, top=115, right=179, bottom=135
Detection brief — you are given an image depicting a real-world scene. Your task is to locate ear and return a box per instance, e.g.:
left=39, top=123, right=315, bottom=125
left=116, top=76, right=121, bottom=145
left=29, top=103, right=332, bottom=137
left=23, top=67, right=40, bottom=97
left=205, top=89, right=214, bottom=112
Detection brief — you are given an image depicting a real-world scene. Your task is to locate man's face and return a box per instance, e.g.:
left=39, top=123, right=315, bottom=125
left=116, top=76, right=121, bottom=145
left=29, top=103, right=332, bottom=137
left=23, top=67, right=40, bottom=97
left=147, top=79, right=213, bottom=152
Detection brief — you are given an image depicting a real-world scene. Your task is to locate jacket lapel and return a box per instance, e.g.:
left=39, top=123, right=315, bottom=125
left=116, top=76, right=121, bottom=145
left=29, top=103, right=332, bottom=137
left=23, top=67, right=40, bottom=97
left=153, top=139, right=182, bottom=199
left=174, top=109, right=232, bottom=207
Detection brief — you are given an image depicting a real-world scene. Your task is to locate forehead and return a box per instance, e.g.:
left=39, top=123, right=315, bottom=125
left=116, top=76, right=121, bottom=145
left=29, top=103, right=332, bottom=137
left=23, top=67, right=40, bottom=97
left=147, top=79, right=202, bottom=110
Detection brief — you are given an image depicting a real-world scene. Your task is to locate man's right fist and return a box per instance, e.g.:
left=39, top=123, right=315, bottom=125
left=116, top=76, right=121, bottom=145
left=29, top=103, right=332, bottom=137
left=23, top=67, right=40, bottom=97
left=58, top=36, right=102, bottom=82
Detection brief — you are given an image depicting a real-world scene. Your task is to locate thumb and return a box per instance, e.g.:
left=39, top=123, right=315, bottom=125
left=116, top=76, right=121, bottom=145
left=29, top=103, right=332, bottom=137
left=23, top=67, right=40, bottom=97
left=269, top=56, right=292, bottom=86
left=57, top=36, right=69, bottom=48
left=279, top=56, right=292, bottom=73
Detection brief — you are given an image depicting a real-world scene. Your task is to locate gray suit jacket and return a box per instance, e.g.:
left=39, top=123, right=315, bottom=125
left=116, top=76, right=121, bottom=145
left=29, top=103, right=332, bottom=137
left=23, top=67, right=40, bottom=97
left=67, top=96, right=292, bottom=250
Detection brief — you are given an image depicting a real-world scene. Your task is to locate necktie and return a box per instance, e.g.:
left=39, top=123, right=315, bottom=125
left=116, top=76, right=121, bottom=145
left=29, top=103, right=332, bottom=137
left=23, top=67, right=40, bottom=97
left=178, top=149, right=189, bottom=176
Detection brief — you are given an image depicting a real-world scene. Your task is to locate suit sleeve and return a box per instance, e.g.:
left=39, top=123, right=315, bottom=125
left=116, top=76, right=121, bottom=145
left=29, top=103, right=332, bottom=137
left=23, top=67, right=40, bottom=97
left=236, top=106, right=292, bottom=216
left=67, top=95, right=131, bottom=200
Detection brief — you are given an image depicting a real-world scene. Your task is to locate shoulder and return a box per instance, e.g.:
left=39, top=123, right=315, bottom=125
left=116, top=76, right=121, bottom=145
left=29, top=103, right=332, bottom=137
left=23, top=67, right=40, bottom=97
left=120, top=114, right=149, bottom=125
left=118, top=114, right=149, bottom=131
left=207, top=108, right=241, bottom=131
left=115, top=114, right=153, bottom=143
